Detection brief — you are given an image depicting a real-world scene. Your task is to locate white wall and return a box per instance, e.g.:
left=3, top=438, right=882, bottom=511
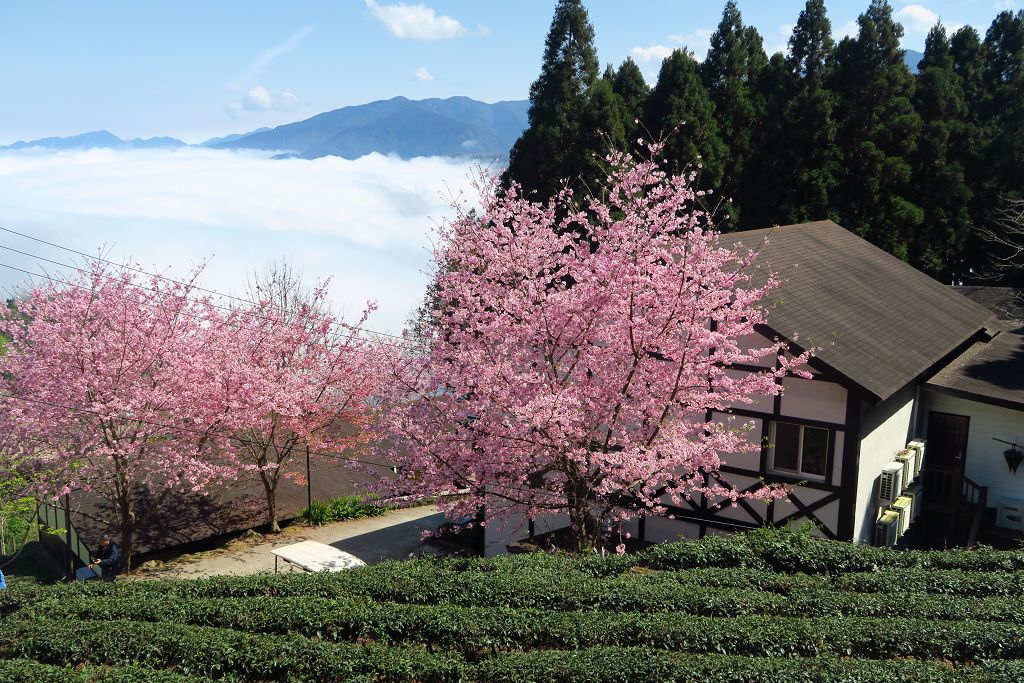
left=922, top=391, right=1024, bottom=507
left=780, top=377, right=847, bottom=424
left=854, top=383, right=918, bottom=543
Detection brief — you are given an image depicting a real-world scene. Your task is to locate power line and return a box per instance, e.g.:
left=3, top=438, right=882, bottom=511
left=0, top=257, right=416, bottom=349
left=0, top=225, right=415, bottom=344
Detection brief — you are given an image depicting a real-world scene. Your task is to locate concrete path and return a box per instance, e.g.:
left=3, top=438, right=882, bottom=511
left=132, top=505, right=446, bottom=580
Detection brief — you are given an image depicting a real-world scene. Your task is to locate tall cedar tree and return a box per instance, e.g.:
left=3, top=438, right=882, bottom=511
left=699, top=1, right=768, bottom=227
left=949, top=26, right=993, bottom=279
left=741, top=52, right=795, bottom=228
left=504, top=0, right=619, bottom=202
left=910, top=24, right=974, bottom=280
left=610, top=57, right=650, bottom=148
left=980, top=11, right=1024, bottom=283
left=644, top=49, right=728, bottom=196
left=782, top=0, right=839, bottom=225
left=832, top=0, right=923, bottom=261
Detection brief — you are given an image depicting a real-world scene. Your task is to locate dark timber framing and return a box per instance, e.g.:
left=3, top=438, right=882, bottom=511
left=639, top=330, right=861, bottom=543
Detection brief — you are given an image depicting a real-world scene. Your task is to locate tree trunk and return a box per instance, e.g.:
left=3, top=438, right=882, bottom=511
left=119, top=508, right=135, bottom=572
left=261, top=472, right=281, bottom=533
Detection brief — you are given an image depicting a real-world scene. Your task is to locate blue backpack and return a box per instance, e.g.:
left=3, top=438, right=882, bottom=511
left=0, top=569, right=7, bottom=590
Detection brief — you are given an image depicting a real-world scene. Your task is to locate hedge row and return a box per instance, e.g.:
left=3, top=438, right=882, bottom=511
left=474, top=647, right=1024, bottom=683
left=5, top=630, right=1024, bottom=683
left=0, top=659, right=223, bottom=683
left=21, top=585, right=1024, bottom=652
left=14, top=597, right=1024, bottom=661
left=631, top=529, right=1024, bottom=573
left=0, top=618, right=466, bottom=682
left=6, top=563, right=1022, bottom=617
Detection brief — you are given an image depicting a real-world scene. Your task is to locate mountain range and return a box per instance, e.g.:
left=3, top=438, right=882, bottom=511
left=0, top=97, right=530, bottom=161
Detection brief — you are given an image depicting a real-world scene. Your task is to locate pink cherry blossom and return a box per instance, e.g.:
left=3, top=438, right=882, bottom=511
left=374, top=145, right=811, bottom=551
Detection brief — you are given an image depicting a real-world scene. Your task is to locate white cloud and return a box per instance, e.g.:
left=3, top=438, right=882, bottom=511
left=231, top=26, right=314, bottom=89
left=835, top=19, right=859, bottom=40
left=245, top=86, right=274, bottom=110
left=230, top=86, right=302, bottom=113
left=364, top=0, right=466, bottom=40
left=669, top=28, right=714, bottom=60
left=630, top=45, right=674, bottom=63
left=994, top=0, right=1016, bottom=9
left=0, top=148, right=478, bottom=332
left=414, top=66, right=435, bottom=81
left=896, top=4, right=939, bottom=33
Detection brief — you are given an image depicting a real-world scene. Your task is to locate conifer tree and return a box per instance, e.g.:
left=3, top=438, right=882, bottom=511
left=831, top=0, right=922, bottom=261
left=643, top=49, right=727, bottom=195
left=700, top=1, right=768, bottom=225
left=503, top=0, right=601, bottom=200
left=982, top=11, right=1024, bottom=202
left=910, top=23, right=973, bottom=280
left=740, top=52, right=794, bottom=228
left=610, top=57, right=649, bottom=146
left=782, top=0, right=839, bottom=225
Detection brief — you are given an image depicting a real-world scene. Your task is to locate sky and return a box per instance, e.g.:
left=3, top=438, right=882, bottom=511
left=0, top=0, right=1017, bottom=333
left=0, top=0, right=1013, bottom=144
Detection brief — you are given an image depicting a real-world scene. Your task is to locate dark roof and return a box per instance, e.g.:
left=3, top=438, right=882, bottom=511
left=925, top=328, right=1024, bottom=410
left=735, top=221, right=998, bottom=402
left=953, top=286, right=1024, bottom=326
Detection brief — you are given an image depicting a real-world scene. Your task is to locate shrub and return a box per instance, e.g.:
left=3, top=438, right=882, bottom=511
left=298, top=494, right=392, bottom=526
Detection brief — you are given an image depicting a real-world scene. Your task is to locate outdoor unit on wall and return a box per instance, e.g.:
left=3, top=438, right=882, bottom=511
left=996, top=498, right=1024, bottom=532
left=878, top=462, right=904, bottom=505
left=895, top=449, right=915, bottom=487
left=903, top=482, right=924, bottom=521
left=874, top=510, right=900, bottom=547
left=907, top=440, right=926, bottom=477
left=888, top=496, right=913, bottom=536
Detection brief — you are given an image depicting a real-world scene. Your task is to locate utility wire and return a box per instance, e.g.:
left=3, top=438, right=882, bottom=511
left=0, top=256, right=417, bottom=349
left=0, top=225, right=415, bottom=344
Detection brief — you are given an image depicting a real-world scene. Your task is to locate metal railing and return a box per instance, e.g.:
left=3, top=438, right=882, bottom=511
left=37, top=499, right=96, bottom=580
left=962, top=477, right=988, bottom=547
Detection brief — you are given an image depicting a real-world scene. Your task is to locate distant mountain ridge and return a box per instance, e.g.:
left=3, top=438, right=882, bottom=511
left=0, top=97, right=530, bottom=161
left=0, top=130, right=187, bottom=151
left=210, top=96, right=530, bottom=160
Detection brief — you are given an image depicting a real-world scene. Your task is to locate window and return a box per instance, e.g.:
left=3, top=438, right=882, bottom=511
left=769, top=421, right=829, bottom=478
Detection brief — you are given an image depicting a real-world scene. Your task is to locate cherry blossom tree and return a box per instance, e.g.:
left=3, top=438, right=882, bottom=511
left=0, top=264, right=236, bottom=566
left=376, top=146, right=811, bottom=551
left=217, top=303, right=380, bottom=533
left=217, top=262, right=380, bottom=532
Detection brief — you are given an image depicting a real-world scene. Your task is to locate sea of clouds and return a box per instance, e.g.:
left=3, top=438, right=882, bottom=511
left=0, top=147, right=484, bottom=333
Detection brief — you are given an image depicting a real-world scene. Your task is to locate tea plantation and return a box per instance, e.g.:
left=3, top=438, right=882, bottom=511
left=2, top=529, right=1024, bottom=682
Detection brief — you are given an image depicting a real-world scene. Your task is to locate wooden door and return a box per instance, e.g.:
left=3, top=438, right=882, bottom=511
left=925, top=411, right=970, bottom=506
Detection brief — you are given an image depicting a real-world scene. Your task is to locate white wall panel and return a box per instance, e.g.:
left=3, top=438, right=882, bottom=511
left=922, top=392, right=1024, bottom=505
left=644, top=516, right=699, bottom=543
left=854, top=384, right=917, bottom=543
left=780, top=377, right=847, bottom=424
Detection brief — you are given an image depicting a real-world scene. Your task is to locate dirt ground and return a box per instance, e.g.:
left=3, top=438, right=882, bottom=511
left=130, top=505, right=446, bottom=579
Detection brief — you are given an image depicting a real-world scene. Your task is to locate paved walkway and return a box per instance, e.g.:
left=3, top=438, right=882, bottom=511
left=133, top=505, right=446, bottom=579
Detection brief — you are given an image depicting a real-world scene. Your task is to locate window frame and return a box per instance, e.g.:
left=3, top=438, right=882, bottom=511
left=767, top=419, right=830, bottom=481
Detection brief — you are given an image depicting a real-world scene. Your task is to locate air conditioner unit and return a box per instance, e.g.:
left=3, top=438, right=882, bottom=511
left=996, top=498, right=1024, bottom=532
left=878, top=462, right=904, bottom=505
left=874, top=510, right=900, bottom=547
left=903, top=482, right=924, bottom=521
left=888, top=496, right=913, bottom=535
left=895, top=449, right=915, bottom=487
left=907, top=440, right=926, bottom=477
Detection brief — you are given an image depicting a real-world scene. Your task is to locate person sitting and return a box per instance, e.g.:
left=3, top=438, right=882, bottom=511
left=89, top=534, right=121, bottom=580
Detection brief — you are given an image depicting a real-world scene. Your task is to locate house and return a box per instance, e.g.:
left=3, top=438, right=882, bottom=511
left=484, top=220, right=1023, bottom=554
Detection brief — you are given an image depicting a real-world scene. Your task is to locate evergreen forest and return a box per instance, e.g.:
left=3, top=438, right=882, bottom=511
left=504, top=0, right=1024, bottom=286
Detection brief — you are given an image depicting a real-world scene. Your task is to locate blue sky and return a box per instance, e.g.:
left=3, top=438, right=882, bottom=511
left=1, top=0, right=1014, bottom=144
left=0, top=0, right=1016, bottom=333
